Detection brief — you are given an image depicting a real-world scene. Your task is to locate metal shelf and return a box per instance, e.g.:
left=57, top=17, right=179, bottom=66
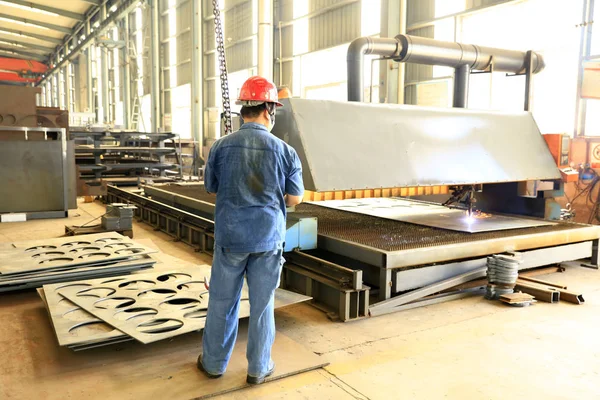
left=75, top=146, right=178, bottom=154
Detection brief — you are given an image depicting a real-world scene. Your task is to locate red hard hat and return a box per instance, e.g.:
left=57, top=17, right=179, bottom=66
left=236, top=76, right=283, bottom=107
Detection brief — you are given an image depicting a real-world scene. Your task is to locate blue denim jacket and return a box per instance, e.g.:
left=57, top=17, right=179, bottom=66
left=204, top=122, right=304, bottom=253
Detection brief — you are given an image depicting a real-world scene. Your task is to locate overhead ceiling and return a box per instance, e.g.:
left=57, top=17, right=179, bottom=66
left=0, top=0, right=96, bottom=64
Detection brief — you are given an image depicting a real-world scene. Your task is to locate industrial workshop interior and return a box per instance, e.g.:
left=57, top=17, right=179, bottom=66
left=2, top=0, right=600, bottom=398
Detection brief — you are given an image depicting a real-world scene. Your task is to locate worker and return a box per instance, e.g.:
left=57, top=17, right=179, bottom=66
left=197, top=76, right=304, bottom=385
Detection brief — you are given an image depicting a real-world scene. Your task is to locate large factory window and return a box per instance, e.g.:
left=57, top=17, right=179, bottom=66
left=581, top=5, right=600, bottom=136
left=460, top=0, right=583, bottom=134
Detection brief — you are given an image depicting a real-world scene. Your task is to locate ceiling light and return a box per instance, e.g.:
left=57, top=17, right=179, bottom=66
left=109, top=5, right=117, bottom=13
left=0, top=1, right=59, bottom=17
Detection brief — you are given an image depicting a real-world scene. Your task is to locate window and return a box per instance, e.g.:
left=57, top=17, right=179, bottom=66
left=461, top=0, right=584, bottom=134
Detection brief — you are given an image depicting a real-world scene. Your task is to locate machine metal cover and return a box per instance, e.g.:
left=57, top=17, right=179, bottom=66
left=272, top=99, right=561, bottom=192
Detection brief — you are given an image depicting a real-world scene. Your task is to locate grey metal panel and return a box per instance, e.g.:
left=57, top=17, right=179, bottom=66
left=272, top=98, right=561, bottom=191
left=0, top=141, right=76, bottom=213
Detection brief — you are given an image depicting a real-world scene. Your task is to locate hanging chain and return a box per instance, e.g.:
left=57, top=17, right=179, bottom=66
left=212, top=0, right=232, bottom=135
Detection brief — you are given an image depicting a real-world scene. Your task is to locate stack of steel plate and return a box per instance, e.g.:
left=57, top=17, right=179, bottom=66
left=0, top=233, right=157, bottom=293
left=37, top=266, right=310, bottom=351
left=485, top=253, right=522, bottom=300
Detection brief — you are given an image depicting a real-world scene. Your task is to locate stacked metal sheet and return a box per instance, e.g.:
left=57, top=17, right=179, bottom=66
left=37, top=265, right=310, bottom=350
left=485, top=253, right=522, bottom=300
left=0, top=233, right=157, bottom=292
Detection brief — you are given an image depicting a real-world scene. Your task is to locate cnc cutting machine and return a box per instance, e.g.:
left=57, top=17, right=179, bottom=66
left=107, top=34, right=600, bottom=321
left=107, top=97, right=600, bottom=321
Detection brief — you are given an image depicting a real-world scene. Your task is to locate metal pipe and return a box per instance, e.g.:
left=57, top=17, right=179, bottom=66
left=395, top=35, right=544, bottom=72
left=453, top=64, right=470, bottom=108
left=257, top=0, right=273, bottom=79
left=347, top=37, right=400, bottom=102
left=347, top=34, right=545, bottom=102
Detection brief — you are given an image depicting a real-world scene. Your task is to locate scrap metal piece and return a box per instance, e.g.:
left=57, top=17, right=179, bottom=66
left=518, top=276, right=567, bottom=289
left=514, top=281, right=560, bottom=303
left=558, top=290, right=585, bottom=305
left=369, top=267, right=487, bottom=317
left=308, top=198, right=555, bottom=233
left=286, top=250, right=362, bottom=290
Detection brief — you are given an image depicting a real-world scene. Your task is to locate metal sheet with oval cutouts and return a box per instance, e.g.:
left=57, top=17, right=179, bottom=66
left=0, top=233, right=157, bottom=276
left=46, top=266, right=310, bottom=345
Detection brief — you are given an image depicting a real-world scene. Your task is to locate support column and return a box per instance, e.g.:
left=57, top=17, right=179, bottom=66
left=258, top=0, right=274, bottom=79
left=379, top=0, right=405, bottom=104
left=57, top=68, right=64, bottom=109
left=191, top=0, right=204, bottom=165
left=150, top=0, right=161, bottom=132
left=65, top=62, right=72, bottom=111
left=398, top=0, right=406, bottom=104
left=453, top=64, right=470, bottom=108
left=123, top=16, right=132, bottom=129
left=378, top=268, right=392, bottom=301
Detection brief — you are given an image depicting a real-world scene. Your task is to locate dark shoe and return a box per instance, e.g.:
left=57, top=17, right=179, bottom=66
left=197, top=355, right=223, bottom=379
left=246, top=362, right=275, bottom=385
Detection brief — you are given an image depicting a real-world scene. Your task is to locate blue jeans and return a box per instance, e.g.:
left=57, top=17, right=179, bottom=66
left=201, top=246, right=283, bottom=377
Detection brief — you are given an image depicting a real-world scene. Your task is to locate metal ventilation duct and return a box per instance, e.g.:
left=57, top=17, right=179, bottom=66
left=272, top=98, right=560, bottom=192
left=347, top=34, right=545, bottom=102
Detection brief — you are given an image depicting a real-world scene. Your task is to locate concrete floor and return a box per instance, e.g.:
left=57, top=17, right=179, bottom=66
left=2, top=200, right=600, bottom=399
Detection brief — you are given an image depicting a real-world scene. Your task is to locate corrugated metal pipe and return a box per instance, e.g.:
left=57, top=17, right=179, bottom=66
left=347, top=34, right=545, bottom=103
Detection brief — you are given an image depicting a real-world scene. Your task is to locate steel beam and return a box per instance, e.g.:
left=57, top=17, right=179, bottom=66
left=38, top=0, right=139, bottom=85
left=0, top=13, right=72, bottom=34
left=514, top=281, right=560, bottom=303
left=0, top=27, right=62, bottom=44
left=0, top=46, right=45, bottom=61
left=1, top=0, right=84, bottom=21
left=0, top=37, right=54, bottom=52
left=0, top=49, right=40, bottom=61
